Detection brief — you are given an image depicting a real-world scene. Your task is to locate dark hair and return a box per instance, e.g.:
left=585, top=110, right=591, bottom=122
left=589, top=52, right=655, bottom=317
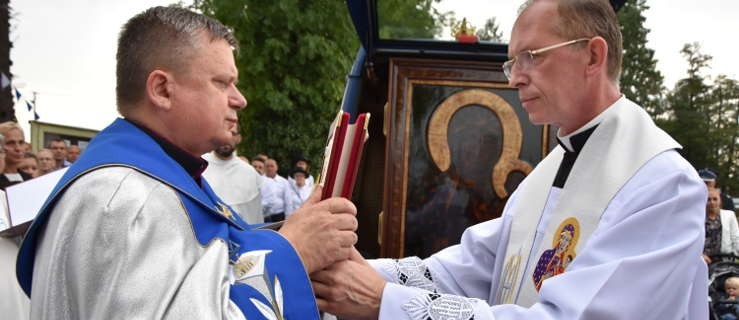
left=116, top=6, right=238, bottom=113
left=291, top=166, right=308, bottom=178
left=47, top=137, right=66, bottom=148
left=252, top=156, right=266, bottom=164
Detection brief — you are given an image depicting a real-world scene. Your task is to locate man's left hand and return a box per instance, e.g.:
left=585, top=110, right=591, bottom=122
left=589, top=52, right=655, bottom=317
left=312, top=248, right=386, bottom=319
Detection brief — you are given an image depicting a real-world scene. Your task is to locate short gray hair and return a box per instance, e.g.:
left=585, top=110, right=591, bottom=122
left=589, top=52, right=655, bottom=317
left=116, top=6, right=238, bottom=113
left=518, top=0, right=622, bottom=82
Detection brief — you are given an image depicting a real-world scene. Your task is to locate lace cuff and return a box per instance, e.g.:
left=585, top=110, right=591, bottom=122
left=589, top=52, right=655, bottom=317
left=375, top=256, right=438, bottom=293
left=403, top=293, right=481, bottom=320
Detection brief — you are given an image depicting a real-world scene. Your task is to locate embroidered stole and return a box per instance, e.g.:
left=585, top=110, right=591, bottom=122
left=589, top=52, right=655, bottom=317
left=494, top=98, right=680, bottom=306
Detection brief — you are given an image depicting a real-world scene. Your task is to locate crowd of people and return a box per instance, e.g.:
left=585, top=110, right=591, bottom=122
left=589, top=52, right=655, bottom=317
left=0, top=123, right=85, bottom=318
left=0, top=122, right=82, bottom=191
left=1, top=1, right=738, bottom=319
left=202, top=137, right=316, bottom=225
left=0, top=115, right=312, bottom=228
left=700, top=168, right=739, bottom=319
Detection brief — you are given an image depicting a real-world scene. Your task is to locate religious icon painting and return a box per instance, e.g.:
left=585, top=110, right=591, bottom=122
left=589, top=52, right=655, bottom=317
left=532, top=217, right=580, bottom=291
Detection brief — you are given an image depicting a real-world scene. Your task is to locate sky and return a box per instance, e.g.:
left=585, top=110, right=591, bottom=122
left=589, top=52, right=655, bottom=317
left=9, top=0, right=739, bottom=136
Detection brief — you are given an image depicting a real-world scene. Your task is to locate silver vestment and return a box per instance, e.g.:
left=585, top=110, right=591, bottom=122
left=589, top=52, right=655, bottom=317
left=31, top=167, right=246, bottom=320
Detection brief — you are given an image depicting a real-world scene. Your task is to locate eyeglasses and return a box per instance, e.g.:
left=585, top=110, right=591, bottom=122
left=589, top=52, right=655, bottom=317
left=503, top=38, right=590, bottom=80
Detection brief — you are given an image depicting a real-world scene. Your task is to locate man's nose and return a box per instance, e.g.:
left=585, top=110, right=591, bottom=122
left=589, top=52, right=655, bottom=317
left=507, top=68, right=529, bottom=88
left=230, top=86, right=247, bottom=110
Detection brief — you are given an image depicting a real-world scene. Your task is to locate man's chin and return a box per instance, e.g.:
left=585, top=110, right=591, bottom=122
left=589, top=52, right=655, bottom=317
left=527, top=114, right=547, bottom=126
left=216, top=148, right=234, bottom=158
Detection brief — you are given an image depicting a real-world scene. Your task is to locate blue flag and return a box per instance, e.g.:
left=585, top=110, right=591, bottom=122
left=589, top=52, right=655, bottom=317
left=25, top=101, right=32, bottom=111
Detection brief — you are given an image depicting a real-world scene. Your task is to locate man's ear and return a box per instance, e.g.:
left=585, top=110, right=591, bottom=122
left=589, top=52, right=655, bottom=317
left=146, top=70, right=174, bottom=111
left=585, top=36, right=608, bottom=77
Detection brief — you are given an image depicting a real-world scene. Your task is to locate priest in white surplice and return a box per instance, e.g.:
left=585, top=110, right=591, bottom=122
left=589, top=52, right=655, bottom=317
left=202, top=126, right=264, bottom=224
left=311, top=0, right=708, bottom=319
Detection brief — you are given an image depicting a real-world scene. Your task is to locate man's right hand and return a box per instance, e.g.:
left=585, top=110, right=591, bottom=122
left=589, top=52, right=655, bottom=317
left=278, top=185, right=358, bottom=274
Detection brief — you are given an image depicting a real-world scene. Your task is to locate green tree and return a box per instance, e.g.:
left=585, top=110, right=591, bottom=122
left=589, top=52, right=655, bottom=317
left=476, top=17, right=503, bottom=42
left=662, top=44, right=739, bottom=195
left=378, top=0, right=449, bottom=39
left=194, top=1, right=442, bottom=176
left=707, top=75, right=739, bottom=194
left=194, top=0, right=358, bottom=175
left=617, top=0, right=665, bottom=116
left=664, top=44, right=714, bottom=172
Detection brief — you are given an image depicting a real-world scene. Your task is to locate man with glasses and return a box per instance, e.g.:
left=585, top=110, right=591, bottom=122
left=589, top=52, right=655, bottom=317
left=312, top=0, right=708, bottom=319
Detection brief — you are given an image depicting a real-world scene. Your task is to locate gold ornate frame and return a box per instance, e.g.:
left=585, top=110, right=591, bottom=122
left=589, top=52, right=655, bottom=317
left=381, top=58, right=553, bottom=258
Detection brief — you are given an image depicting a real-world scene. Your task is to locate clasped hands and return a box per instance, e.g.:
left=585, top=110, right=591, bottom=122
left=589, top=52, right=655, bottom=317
left=278, top=185, right=386, bottom=319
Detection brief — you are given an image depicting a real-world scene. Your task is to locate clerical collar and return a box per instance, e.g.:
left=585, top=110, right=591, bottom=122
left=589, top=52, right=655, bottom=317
left=552, top=96, right=625, bottom=188
left=552, top=126, right=597, bottom=188
left=127, top=119, right=208, bottom=185
left=556, top=95, right=624, bottom=152
left=556, top=126, right=596, bottom=154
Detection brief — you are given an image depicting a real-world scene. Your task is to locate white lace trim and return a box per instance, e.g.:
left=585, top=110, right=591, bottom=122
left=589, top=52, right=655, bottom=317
left=379, top=256, right=438, bottom=293
left=402, top=293, right=477, bottom=320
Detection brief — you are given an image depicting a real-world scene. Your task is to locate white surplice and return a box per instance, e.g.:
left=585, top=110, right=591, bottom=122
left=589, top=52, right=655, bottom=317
left=371, top=97, right=708, bottom=320
left=261, top=174, right=290, bottom=216
left=202, top=153, right=264, bottom=224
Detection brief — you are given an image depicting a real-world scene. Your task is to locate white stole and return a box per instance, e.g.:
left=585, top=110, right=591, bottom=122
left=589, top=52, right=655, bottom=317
left=494, top=97, right=680, bottom=306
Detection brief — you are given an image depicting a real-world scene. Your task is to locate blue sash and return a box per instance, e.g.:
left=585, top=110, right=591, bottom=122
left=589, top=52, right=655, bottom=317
left=17, top=118, right=318, bottom=319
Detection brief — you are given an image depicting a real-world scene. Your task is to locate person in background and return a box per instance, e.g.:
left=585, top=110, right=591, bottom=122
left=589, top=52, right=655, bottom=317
left=700, top=168, right=736, bottom=212
left=47, top=138, right=69, bottom=169
left=35, top=149, right=56, bottom=177
left=18, top=152, right=39, bottom=178
left=0, top=133, right=30, bottom=319
left=251, top=155, right=265, bottom=175
left=716, top=276, right=739, bottom=320
left=704, top=187, right=739, bottom=264
left=286, top=166, right=312, bottom=217
left=203, top=125, right=264, bottom=224
left=288, top=156, right=314, bottom=189
left=0, top=122, right=31, bottom=189
left=66, top=145, right=81, bottom=163
left=261, top=158, right=290, bottom=222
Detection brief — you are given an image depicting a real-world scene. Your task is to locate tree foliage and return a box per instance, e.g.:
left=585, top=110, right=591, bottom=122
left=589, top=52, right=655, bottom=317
left=708, top=75, right=739, bottom=194
left=193, top=0, right=358, bottom=175
left=617, top=0, right=664, bottom=116
left=664, top=43, right=712, bottom=167
left=378, top=0, right=449, bottom=39
left=618, top=2, right=738, bottom=194
left=193, top=0, right=442, bottom=176
left=663, top=43, right=739, bottom=194
left=476, top=17, right=503, bottom=42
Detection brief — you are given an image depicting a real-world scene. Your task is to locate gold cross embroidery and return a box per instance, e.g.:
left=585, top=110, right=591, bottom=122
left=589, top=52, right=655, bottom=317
left=216, top=202, right=234, bottom=220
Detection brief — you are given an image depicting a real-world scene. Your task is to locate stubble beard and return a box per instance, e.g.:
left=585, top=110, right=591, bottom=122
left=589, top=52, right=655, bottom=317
left=215, top=145, right=235, bottom=158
